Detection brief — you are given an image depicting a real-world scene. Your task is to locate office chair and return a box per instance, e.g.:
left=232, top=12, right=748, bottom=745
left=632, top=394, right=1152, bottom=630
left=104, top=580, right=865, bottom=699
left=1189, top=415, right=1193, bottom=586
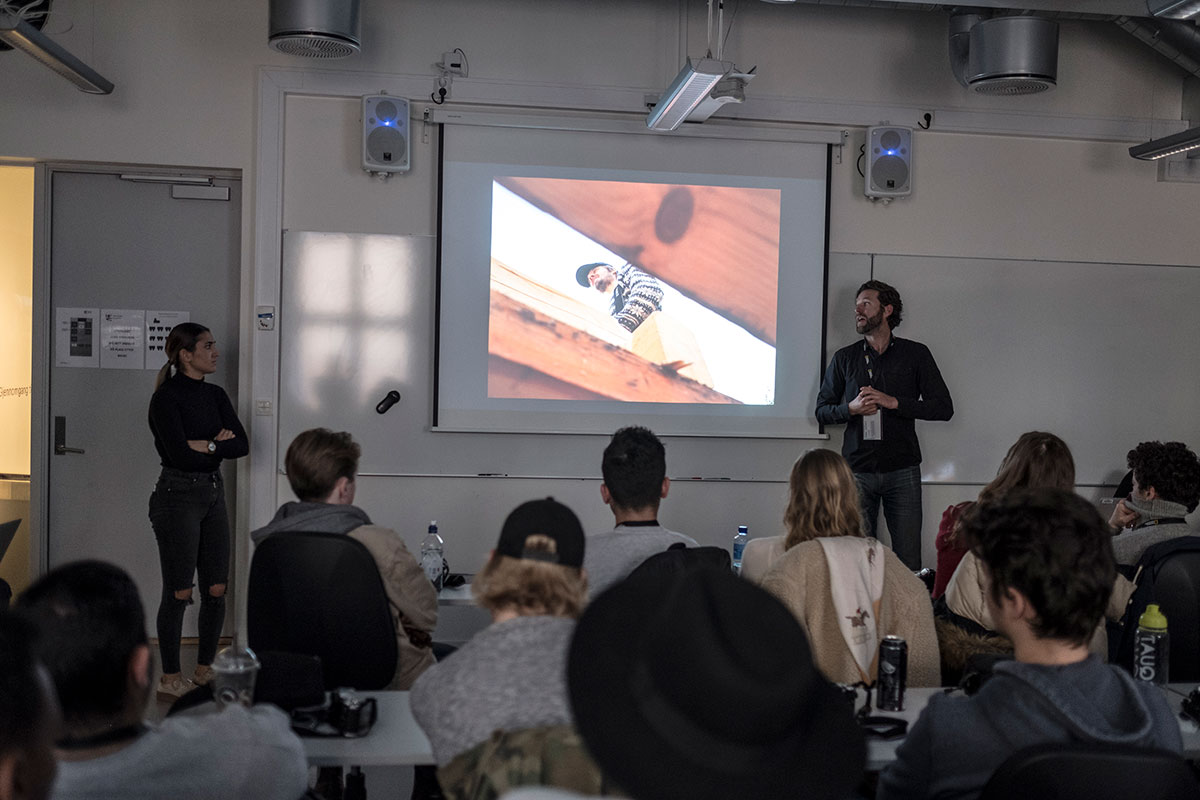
left=1114, top=537, right=1200, bottom=683
left=248, top=530, right=398, bottom=690
left=980, top=742, right=1199, bottom=800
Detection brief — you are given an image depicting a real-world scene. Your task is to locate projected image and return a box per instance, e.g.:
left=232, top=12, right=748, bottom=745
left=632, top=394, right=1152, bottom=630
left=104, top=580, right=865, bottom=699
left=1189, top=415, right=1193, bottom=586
left=488, top=177, right=780, bottom=405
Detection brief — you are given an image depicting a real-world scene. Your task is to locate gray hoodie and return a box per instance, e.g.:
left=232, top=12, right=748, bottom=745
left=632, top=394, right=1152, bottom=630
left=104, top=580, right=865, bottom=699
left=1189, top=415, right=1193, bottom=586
left=250, top=501, right=371, bottom=543
left=877, top=656, right=1182, bottom=800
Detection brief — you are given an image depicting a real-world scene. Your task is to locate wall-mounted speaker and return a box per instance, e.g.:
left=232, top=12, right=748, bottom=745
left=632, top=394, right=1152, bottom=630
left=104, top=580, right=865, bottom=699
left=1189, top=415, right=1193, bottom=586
left=362, top=95, right=411, bottom=174
left=865, top=126, right=912, bottom=198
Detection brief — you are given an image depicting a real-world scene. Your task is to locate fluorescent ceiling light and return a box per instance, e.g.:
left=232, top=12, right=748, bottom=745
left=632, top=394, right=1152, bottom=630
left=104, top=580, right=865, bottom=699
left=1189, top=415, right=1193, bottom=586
left=0, top=9, right=114, bottom=94
left=647, top=58, right=729, bottom=132
left=1147, top=0, right=1200, bottom=18
left=1129, top=125, right=1200, bottom=159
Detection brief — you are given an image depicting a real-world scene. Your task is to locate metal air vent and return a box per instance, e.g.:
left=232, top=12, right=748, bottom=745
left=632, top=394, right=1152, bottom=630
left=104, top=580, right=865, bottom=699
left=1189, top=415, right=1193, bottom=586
left=268, top=0, right=360, bottom=59
left=950, top=14, right=1058, bottom=96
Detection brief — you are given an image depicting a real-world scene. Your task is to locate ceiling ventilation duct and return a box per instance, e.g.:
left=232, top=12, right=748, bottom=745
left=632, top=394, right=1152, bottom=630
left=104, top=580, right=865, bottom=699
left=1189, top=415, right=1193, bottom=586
left=949, top=13, right=1059, bottom=95
left=268, top=0, right=361, bottom=59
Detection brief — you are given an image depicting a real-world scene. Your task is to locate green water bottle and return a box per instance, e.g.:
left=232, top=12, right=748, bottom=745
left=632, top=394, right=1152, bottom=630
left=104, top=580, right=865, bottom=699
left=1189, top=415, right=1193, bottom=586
left=1134, top=604, right=1169, bottom=685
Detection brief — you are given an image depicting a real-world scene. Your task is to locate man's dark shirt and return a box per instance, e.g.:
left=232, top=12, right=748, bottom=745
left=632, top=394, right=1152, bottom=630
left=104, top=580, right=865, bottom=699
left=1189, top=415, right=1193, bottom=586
left=815, top=336, right=953, bottom=473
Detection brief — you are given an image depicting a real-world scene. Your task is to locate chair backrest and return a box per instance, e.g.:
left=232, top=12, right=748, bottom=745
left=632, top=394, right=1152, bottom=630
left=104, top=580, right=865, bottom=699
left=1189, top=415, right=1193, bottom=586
left=981, top=742, right=1199, bottom=800
left=626, top=543, right=731, bottom=583
left=248, top=530, right=398, bottom=690
left=1114, top=535, right=1200, bottom=682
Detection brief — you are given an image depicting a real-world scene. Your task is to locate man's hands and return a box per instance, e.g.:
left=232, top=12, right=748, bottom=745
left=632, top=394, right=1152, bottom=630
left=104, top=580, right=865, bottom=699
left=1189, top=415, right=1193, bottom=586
left=849, top=387, right=898, bottom=416
left=1109, top=499, right=1139, bottom=531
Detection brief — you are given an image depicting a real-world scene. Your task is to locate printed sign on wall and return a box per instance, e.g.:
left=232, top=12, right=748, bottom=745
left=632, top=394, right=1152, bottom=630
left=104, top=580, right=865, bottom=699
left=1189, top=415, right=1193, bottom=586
left=54, top=307, right=99, bottom=368
left=100, top=309, right=146, bottom=370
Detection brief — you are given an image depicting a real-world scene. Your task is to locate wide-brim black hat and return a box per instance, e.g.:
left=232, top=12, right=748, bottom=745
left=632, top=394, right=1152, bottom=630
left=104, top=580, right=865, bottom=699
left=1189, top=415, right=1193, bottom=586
left=568, top=566, right=865, bottom=800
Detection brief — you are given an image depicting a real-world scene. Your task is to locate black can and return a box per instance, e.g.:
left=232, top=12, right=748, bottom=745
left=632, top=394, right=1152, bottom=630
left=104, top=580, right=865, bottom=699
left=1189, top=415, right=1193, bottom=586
left=877, top=635, right=907, bottom=711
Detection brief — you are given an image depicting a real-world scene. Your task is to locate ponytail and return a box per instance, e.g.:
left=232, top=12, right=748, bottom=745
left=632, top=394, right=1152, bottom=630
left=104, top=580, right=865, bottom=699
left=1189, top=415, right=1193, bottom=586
left=154, top=322, right=211, bottom=392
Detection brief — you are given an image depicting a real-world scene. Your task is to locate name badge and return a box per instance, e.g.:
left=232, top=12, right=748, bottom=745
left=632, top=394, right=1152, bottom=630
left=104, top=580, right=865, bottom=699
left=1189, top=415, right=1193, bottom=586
left=862, top=412, right=882, bottom=441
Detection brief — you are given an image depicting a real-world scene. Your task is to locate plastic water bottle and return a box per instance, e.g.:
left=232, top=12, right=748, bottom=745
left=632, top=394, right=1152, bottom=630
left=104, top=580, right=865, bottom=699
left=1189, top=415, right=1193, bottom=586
left=421, top=521, right=445, bottom=591
left=1134, top=604, right=1169, bottom=685
left=732, top=525, right=748, bottom=574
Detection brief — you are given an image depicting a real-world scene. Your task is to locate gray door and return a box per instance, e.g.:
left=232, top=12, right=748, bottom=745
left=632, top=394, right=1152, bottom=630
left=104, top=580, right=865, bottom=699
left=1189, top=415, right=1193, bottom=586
left=47, top=169, right=241, bottom=637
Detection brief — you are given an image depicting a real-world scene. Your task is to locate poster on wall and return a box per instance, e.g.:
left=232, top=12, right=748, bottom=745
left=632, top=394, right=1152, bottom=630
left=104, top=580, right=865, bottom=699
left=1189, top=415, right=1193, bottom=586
left=54, top=307, right=99, bottom=368
left=145, top=311, right=189, bottom=371
left=100, top=309, right=146, bottom=370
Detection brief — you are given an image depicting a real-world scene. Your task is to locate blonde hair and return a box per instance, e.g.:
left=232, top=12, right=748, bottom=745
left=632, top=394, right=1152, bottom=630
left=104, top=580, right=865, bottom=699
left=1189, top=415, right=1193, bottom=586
left=783, top=449, right=864, bottom=550
left=473, top=534, right=587, bottom=618
left=154, top=322, right=210, bottom=391
left=948, top=431, right=1076, bottom=547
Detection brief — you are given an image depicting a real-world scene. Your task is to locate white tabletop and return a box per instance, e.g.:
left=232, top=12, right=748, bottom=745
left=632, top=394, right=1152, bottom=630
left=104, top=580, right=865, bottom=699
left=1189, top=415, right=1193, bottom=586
left=302, top=692, right=433, bottom=767
left=438, top=584, right=476, bottom=606
left=301, top=685, right=1200, bottom=770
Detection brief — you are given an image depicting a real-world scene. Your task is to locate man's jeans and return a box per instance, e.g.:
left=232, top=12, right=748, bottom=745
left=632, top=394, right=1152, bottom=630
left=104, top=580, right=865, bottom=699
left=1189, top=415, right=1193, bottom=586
left=854, top=466, right=923, bottom=571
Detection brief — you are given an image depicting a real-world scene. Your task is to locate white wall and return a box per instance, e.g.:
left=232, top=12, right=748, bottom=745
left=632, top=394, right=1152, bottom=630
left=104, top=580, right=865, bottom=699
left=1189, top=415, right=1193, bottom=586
left=4, top=0, right=1199, bottom=577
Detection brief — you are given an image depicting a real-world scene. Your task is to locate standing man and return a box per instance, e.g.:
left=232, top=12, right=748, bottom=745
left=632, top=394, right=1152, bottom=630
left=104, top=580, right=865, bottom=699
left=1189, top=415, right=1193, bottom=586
left=575, top=261, right=664, bottom=333
left=816, top=280, right=952, bottom=570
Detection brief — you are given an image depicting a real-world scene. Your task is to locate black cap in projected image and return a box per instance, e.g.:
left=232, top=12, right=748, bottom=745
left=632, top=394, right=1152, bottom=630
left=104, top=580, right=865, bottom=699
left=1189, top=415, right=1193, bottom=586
left=575, top=262, right=610, bottom=288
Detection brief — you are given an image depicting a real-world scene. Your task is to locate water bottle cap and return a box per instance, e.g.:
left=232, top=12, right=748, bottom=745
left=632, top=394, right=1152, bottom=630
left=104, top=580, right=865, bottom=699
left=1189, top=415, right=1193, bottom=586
left=1139, top=603, right=1168, bottom=631
left=428, top=520, right=438, bottom=531
left=737, top=525, right=748, bottom=533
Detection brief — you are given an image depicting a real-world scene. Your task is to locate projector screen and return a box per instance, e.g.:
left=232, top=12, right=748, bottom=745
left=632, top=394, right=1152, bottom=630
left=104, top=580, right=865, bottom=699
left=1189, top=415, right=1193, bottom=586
left=436, top=121, right=830, bottom=437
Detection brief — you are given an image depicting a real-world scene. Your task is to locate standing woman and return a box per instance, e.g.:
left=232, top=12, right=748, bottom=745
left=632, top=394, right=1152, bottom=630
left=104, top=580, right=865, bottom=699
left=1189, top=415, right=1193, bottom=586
left=148, top=323, right=247, bottom=700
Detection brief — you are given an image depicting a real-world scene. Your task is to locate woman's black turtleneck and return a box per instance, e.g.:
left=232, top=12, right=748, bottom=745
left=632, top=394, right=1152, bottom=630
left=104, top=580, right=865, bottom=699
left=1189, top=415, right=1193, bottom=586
left=148, top=372, right=248, bottom=472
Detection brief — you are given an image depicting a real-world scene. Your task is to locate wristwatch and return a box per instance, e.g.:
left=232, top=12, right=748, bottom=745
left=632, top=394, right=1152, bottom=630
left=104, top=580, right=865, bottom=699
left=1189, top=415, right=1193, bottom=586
left=207, top=440, right=217, bottom=453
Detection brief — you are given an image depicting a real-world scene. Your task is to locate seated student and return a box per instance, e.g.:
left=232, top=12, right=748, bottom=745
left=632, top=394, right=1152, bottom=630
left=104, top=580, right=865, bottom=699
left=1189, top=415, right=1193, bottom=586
left=16, top=561, right=307, bottom=800
left=583, top=427, right=695, bottom=598
left=877, top=489, right=1182, bottom=800
left=758, top=449, right=940, bottom=687
left=741, top=448, right=866, bottom=583
left=1107, top=440, right=1200, bottom=566
left=933, top=432, right=1074, bottom=599
left=939, top=432, right=1114, bottom=666
left=0, top=613, right=59, bottom=800
left=555, top=566, right=865, bottom=800
left=411, top=499, right=587, bottom=773
left=251, top=427, right=437, bottom=688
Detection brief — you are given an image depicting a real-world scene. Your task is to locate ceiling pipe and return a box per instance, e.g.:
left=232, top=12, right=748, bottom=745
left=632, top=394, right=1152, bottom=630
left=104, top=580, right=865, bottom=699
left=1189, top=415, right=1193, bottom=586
left=1114, top=16, right=1200, bottom=78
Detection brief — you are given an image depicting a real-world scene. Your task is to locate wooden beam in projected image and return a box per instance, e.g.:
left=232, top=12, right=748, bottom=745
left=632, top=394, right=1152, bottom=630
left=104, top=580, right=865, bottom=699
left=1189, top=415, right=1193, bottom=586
left=488, top=291, right=739, bottom=404
left=497, top=177, right=780, bottom=346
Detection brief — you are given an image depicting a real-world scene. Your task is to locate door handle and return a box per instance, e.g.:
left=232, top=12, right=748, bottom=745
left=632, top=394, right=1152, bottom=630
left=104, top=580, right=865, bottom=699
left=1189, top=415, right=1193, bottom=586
left=54, top=416, right=85, bottom=455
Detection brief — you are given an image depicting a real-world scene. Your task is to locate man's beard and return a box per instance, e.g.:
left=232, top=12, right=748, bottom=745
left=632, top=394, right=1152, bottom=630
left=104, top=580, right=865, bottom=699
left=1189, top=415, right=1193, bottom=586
left=856, top=311, right=884, bottom=334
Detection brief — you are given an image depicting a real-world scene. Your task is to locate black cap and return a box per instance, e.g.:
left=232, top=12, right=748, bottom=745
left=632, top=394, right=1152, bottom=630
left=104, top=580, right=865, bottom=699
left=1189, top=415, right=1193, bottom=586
left=495, top=497, right=585, bottom=568
left=575, top=262, right=610, bottom=287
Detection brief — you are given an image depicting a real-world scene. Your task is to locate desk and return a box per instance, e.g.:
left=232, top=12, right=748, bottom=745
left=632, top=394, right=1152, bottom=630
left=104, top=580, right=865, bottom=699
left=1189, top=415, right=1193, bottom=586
left=303, top=692, right=434, bottom=767
left=438, top=584, right=475, bottom=606
left=302, top=686, right=1200, bottom=770
left=865, top=684, right=1200, bottom=772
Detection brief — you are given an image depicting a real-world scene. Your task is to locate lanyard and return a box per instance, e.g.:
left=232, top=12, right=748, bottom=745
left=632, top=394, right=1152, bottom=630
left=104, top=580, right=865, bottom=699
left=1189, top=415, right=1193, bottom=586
left=863, top=341, right=885, bottom=388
